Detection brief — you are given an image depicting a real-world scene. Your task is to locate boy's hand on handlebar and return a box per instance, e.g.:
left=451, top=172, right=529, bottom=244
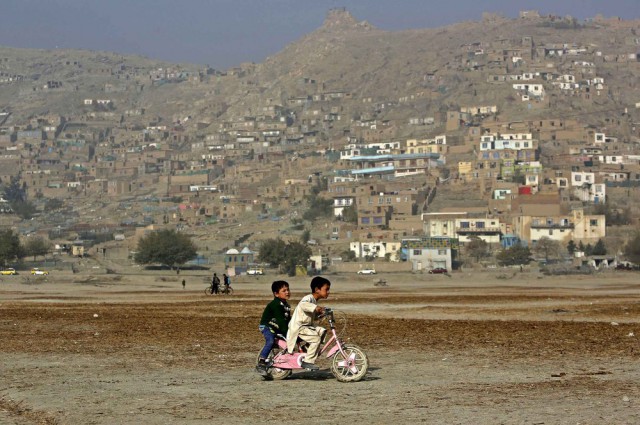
left=314, top=306, right=325, bottom=314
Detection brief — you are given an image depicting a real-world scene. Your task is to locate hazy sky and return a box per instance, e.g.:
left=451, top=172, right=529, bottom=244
left=1, top=0, right=638, bottom=69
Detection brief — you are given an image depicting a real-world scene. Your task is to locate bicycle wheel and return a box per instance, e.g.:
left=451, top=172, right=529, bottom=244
left=226, top=287, right=234, bottom=295
left=204, top=287, right=213, bottom=295
left=258, top=347, right=291, bottom=380
left=330, top=344, right=369, bottom=382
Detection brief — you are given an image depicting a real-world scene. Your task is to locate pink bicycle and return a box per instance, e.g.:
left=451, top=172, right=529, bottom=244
left=261, top=308, right=369, bottom=382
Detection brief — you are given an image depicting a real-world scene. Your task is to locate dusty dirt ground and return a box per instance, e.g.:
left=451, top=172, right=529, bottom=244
left=1, top=270, right=639, bottom=424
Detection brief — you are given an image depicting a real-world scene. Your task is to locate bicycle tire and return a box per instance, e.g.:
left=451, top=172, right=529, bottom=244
left=331, top=344, right=369, bottom=382
left=258, top=347, right=291, bottom=380
left=205, top=287, right=213, bottom=295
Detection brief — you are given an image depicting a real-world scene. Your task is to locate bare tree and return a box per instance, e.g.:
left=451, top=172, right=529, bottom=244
left=533, top=237, right=563, bottom=262
left=24, top=236, right=52, bottom=262
left=465, top=236, right=489, bottom=262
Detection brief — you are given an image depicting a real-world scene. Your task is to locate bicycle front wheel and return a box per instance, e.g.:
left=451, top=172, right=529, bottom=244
left=205, top=287, right=213, bottom=295
left=331, top=344, right=369, bottom=382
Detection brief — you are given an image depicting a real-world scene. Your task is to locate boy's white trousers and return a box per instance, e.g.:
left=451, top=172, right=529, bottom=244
left=297, top=326, right=326, bottom=364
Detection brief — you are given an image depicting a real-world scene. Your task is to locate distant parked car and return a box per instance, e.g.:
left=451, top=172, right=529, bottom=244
left=428, top=267, right=448, bottom=274
left=357, top=268, right=377, bottom=275
left=1, top=268, right=17, bottom=275
left=31, top=268, right=49, bottom=276
left=247, top=267, right=264, bottom=275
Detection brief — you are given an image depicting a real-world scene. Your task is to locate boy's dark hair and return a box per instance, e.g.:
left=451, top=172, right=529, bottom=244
left=310, top=276, right=331, bottom=292
left=271, top=280, right=289, bottom=294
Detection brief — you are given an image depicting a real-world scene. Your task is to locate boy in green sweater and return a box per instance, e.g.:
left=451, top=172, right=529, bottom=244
left=256, top=280, right=291, bottom=375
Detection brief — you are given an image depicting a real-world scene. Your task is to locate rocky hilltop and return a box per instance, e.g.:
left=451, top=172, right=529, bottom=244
left=1, top=9, right=638, bottom=128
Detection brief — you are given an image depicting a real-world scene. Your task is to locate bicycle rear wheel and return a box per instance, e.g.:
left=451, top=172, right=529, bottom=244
left=259, top=347, right=291, bottom=380
left=204, top=287, right=213, bottom=295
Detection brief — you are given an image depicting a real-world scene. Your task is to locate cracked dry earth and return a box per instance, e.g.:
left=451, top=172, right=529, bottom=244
left=1, top=272, right=639, bottom=424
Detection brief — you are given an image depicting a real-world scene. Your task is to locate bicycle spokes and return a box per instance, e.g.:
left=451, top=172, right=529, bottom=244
left=336, top=352, right=360, bottom=374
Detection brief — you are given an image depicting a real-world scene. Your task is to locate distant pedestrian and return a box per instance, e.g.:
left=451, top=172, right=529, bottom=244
left=182, top=279, right=186, bottom=290
left=223, top=273, right=230, bottom=290
left=211, top=273, right=220, bottom=294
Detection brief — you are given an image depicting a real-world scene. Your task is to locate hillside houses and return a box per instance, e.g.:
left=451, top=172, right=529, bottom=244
left=2, top=10, right=640, bottom=273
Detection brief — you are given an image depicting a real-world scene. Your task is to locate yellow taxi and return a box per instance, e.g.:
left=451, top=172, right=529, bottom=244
left=1, top=268, right=17, bottom=275
left=31, top=268, right=49, bottom=276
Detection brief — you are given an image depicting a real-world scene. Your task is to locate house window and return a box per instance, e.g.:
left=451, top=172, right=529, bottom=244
left=413, top=249, right=421, bottom=255
left=460, top=222, right=470, bottom=228
left=438, top=249, right=446, bottom=255
left=368, top=198, right=373, bottom=205
left=373, top=217, right=383, bottom=225
left=549, top=230, right=553, bottom=236
left=575, top=175, right=582, bottom=182
left=386, top=197, right=392, bottom=204
left=378, top=197, right=384, bottom=205
left=476, top=222, right=485, bottom=228
left=361, top=217, right=370, bottom=224
left=590, top=219, right=598, bottom=226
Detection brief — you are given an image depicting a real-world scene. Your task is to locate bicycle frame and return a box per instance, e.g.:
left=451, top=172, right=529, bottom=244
left=270, top=310, right=347, bottom=370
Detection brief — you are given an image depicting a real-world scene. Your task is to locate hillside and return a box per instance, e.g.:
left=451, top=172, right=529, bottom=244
left=1, top=8, right=640, bottom=263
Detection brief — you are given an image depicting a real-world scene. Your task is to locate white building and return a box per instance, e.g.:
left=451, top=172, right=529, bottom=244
left=480, top=133, right=534, bottom=151
left=349, top=241, right=401, bottom=261
left=333, top=196, right=355, bottom=217
left=513, top=83, right=545, bottom=98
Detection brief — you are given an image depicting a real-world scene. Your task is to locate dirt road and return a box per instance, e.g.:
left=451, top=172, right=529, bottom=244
left=1, top=271, right=639, bottom=424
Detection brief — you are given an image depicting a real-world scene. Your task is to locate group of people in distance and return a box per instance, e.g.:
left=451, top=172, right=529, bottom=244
left=210, top=272, right=230, bottom=294
left=257, top=276, right=331, bottom=374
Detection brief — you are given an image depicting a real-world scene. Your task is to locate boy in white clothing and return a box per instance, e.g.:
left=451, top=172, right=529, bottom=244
left=286, top=276, right=330, bottom=370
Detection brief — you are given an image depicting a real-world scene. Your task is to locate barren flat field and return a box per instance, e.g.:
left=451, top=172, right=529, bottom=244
left=1, top=270, right=639, bottom=424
